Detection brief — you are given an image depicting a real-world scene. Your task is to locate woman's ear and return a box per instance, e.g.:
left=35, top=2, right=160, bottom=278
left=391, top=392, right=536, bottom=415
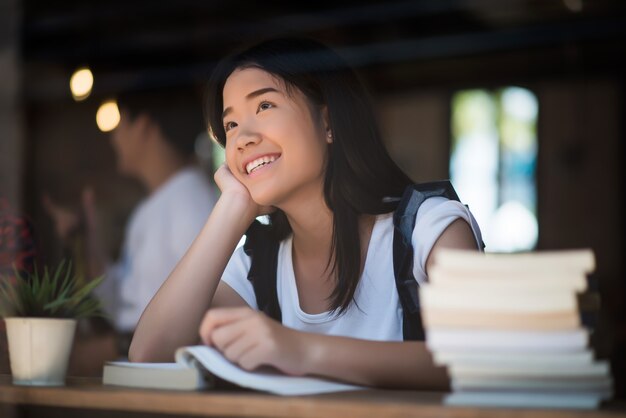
left=322, top=106, right=333, bottom=144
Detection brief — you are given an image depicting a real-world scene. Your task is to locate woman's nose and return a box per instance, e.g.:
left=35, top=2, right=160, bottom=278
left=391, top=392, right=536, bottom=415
left=235, top=124, right=262, bottom=151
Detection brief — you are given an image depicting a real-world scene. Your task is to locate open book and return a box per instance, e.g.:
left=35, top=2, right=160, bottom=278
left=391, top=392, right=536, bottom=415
left=103, top=345, right=364, bottom=395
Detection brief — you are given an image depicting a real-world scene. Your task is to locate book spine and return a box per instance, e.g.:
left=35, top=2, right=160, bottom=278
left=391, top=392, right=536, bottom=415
left=434, top=249, right=595, bottom=274
left=426, top=329, right=588, bottom=351
left=422, top=310, right=580, bottom=330
left=420, top=287, right=577, bottom=312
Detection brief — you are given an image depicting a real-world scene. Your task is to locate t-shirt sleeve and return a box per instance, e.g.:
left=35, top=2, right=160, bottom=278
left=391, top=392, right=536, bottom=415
left=169, top=188, right=215, bottom=261
left=220, top=245, right=258, bottom=309
left=411, top=197, right=483, bottom=285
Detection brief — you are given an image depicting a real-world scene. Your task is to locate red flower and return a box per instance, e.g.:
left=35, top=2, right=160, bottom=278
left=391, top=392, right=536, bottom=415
left=0, top=198, right=37, bottom=281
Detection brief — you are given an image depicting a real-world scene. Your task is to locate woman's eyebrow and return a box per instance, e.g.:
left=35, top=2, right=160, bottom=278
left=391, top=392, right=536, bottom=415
left=222, top=87, right=280, bottom=120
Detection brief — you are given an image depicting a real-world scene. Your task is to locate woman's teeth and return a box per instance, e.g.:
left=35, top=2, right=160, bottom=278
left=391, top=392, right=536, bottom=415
left=246, top=155, right=278, bottom=174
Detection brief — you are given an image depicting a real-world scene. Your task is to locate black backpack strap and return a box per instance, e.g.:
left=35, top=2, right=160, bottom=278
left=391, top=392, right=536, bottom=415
left=243, top=220, right=282, bottom=322
left=393, top=180, right=468, bottom=341
left=245, top=180, right=480, bottom=341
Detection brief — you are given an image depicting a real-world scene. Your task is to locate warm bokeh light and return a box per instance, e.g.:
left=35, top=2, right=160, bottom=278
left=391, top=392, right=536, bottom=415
left=70, top=67, right=94, bottom=101
left=96, top=100, right=120, bottom=132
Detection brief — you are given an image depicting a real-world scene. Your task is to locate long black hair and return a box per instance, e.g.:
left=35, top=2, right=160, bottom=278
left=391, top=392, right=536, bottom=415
left=206, top=38, right=413, bottom=313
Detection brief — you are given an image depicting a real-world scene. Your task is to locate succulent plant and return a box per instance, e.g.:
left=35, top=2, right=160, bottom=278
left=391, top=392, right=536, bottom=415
left=0, top=260, right=104, bottom=319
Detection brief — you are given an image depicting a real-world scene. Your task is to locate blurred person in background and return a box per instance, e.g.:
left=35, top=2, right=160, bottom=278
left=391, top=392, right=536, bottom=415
left=44, top=89, right=217, bottom=357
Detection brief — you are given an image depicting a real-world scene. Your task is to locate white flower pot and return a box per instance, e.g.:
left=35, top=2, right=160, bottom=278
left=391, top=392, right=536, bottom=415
left=4, top=317, right=77, bottom=386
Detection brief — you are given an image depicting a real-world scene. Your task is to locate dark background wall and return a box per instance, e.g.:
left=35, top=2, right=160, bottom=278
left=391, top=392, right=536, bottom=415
left=1, top=0, right=625, bottom=397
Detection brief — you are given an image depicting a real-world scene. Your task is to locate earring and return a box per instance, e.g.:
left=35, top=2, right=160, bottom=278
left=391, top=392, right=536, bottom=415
left=327, top=131, right=333, bottom=139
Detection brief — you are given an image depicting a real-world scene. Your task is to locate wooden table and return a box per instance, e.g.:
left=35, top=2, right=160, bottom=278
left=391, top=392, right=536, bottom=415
left=1, top=375, right=625, bottom=418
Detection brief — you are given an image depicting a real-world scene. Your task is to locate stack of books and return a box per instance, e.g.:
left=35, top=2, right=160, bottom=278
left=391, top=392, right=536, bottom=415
left=421, top=249, right=612, bottom=409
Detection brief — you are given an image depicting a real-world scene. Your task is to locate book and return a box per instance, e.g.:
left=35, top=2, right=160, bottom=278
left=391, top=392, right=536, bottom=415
left=427, top=267, right=588, bottom=292
left=103, top=345, right=365, bottom=395
left=103, top=361, right=208, bottom=391
left=423, top=309, right=580, bottom=330
left=433, top=249, right=595, bottom=275
left=420, top=287, right=577, bottom=312
left=449, top=361, right=610, bottom=379
left=433, top=350, right=594, bottom=367
left=422, top=248, right=612, bottom=410
left=452, top=376, right=613, bottom=393
left=425, top=328, right=588, bottom=352
left=444, top=391, right=606, bottom=409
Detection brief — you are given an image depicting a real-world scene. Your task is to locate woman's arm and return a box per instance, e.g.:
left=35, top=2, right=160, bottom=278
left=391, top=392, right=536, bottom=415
left=201, top=306, right=449, bottom=389
left=425, top=217, right=479, bottom=275
left=305, top=333, right=448, bottom=389
left=129, top=165, right=259, bottom=362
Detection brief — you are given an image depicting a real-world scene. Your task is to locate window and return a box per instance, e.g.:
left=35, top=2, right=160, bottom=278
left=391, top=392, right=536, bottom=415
left=450, top=87, right=538, bottom=252
left=194, top=131, right=226, bottom=174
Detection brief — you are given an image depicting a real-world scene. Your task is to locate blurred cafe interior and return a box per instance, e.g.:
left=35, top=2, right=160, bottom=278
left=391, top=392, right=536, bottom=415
left=1, top=0, right=625, bottom=398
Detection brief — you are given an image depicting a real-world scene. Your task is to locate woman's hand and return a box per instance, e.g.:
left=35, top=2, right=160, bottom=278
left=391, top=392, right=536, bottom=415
left=199, top=307, right=311, bottom=376
left=214, top=164, right=274, bottom=218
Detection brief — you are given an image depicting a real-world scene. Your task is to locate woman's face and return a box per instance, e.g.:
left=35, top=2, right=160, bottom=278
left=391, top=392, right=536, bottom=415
left=222, top=67, right=331, bottom=207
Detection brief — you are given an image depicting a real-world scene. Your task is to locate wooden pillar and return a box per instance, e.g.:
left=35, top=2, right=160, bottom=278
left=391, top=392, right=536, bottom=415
left=537, top=78, right=624, bottom=395
left=0, top=0, right=24, bottom=209
left=0, top=0, right=23, bottom=375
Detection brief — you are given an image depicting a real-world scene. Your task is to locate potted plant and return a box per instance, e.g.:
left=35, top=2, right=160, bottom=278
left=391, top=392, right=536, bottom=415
left=0, top=260, right=103, bottom=386
left=0, top=197, right=38, bottom=374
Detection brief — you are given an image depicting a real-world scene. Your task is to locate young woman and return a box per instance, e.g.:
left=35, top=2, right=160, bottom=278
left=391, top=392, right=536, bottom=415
left=130, top=38, right=482, bottom=390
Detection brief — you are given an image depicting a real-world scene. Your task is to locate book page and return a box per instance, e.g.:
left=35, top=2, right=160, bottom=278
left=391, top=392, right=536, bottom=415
left=176, top=345, right=365, bottom=396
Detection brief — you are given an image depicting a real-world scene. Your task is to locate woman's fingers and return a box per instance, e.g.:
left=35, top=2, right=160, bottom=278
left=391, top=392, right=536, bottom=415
left=214, top=164, right=245, bottom=193
left=237, top=347, right=266, bottom=372
left=199, top=307, right=254, bottom=346
left=220, top=331, right=259, bottom=365
left=214, top=163, right=273, bottom=218
left=210, top=315, right=250, bottom=351
left=199, top=307, right=277, bottom=370
left=199, top=308, right=307, bottom=374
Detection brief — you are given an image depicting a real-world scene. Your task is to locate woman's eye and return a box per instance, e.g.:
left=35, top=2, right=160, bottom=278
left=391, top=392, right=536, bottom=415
left=224, top=121, right=237, bottom=132
left=257, top=101, right=274, bottom=112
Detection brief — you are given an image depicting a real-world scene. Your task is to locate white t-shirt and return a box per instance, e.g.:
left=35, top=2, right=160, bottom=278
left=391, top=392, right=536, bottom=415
left=96, top=167, right=217, bottom=332
left=221, top=197, right=482, bottom=342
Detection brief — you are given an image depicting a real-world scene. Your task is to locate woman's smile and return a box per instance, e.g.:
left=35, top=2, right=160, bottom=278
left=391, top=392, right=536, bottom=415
left=243, top=153, right=282, bottom=177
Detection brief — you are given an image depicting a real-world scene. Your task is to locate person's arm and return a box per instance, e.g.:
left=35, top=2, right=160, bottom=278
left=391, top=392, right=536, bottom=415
left=198, top=217, right=478, bottom=389
left=81, top=188, right=110, bottom=279
left=129, top=165, right=263, bottom=363
left=43, top=188, right=111, bottom=279
left=201, top=306, right=448, bottom=389
left=306, top=335, right=447, bottom=389
left=425, top=217, right=478, bottom=275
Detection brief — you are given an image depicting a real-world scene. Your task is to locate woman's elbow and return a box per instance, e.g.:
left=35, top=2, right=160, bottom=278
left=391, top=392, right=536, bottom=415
left=128, top=336, right=167, bottom=363
left=128, top=337, right=147, bottom=362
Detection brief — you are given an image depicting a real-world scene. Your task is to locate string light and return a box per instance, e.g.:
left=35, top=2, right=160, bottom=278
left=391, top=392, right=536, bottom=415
left=69, top=67, right=94, bottom=101
left=96, top=100, right=120, bottom=132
